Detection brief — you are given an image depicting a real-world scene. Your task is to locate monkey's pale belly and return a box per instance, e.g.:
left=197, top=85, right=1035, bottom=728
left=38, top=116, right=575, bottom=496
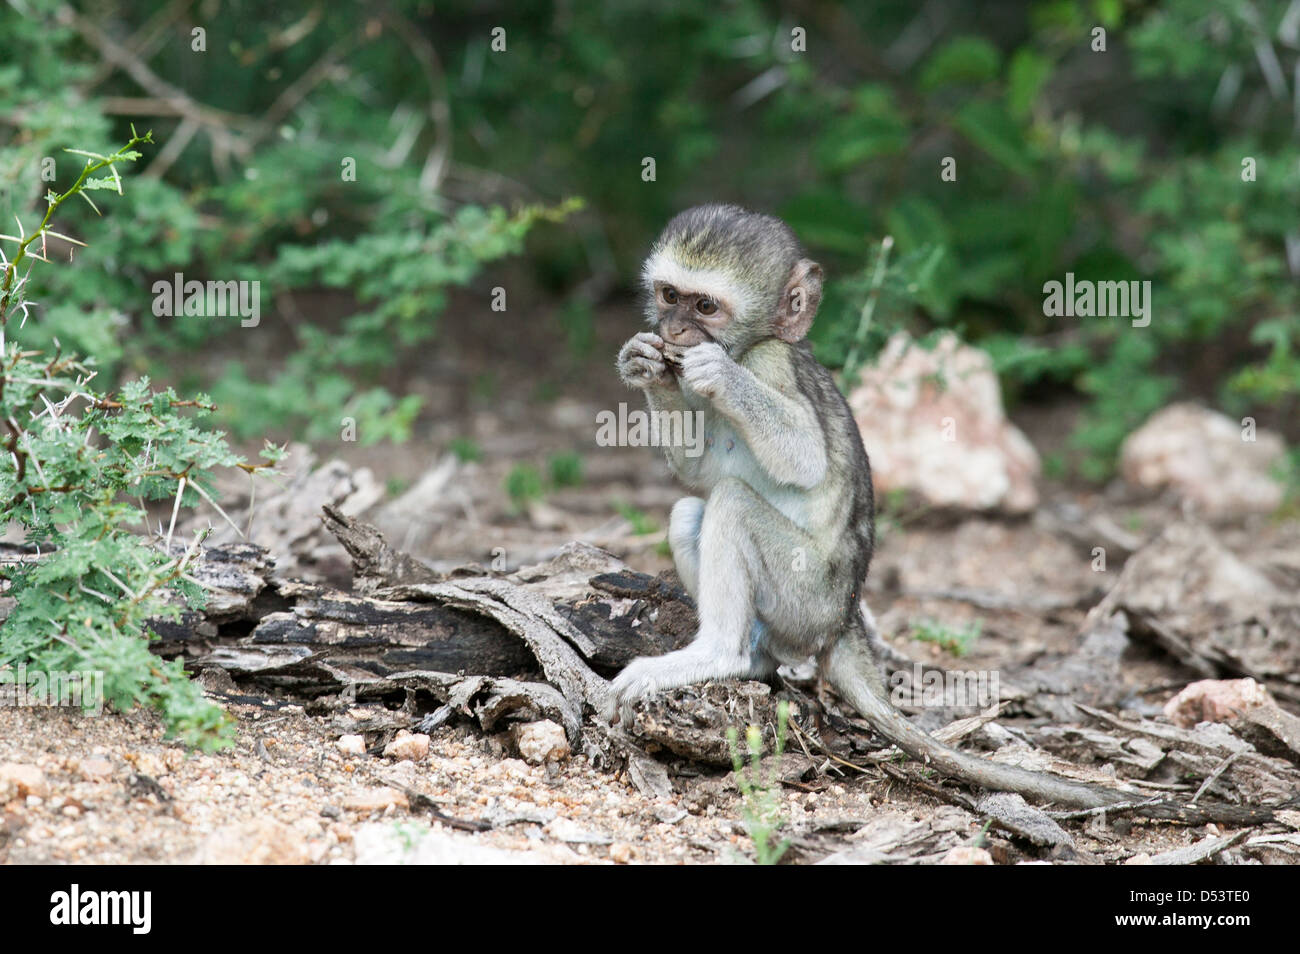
left=695, top=420, right=815, bottom=531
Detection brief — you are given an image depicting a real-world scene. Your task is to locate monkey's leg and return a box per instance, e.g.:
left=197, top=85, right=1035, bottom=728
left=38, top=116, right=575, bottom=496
left=820, top=616, right=1128, bottom=809
left=667, top=496, right=705, bottom=600
left=610, top=478, right=837, bottom=718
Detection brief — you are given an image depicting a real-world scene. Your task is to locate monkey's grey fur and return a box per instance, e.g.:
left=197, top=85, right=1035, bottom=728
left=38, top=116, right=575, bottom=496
left=612, top=204, right=1125, bottom=808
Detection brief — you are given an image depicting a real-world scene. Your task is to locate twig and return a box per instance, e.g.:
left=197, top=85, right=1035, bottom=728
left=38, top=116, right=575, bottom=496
left=1191, top=752, right=1241, bottom=804
left=165, top=476, right=186, bottom=551
left=786, top=718, right=877, bottom=777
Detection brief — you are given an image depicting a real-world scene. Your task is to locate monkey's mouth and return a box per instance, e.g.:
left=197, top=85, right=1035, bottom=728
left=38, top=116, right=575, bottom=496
left=661, top=326, right=719, bottom=370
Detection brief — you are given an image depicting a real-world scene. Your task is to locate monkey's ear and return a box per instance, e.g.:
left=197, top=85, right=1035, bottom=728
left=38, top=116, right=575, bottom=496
left=775, top=259, right=823, bottom=342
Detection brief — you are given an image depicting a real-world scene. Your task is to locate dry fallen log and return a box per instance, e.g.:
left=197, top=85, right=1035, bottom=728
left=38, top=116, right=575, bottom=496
left=153, top=538, right=692, bottom=692
left=149, top=509, right=708, bottom=750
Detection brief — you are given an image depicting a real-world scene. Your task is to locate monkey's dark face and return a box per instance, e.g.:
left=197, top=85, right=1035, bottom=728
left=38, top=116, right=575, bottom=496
left=652, top=282, right=732, bottom=349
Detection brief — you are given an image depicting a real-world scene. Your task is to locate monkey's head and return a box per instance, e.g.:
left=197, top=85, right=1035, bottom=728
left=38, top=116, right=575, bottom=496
left=642, top=204, right=824, bottom=358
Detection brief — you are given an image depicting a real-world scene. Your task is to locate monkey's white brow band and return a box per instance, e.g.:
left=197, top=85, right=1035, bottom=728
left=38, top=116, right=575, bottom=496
left=641, top=252, right=759, bottom=317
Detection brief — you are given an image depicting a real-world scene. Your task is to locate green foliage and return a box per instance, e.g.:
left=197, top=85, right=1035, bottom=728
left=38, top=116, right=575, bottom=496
left=3, top=0, right=1296, bottom=480
left=0, top=131, right=279, bottom=749
left=614, top=502, right=659, bottom=536
left=0, top=4, right=578, bottom=445
left=726, top=700, right=791, bottom=866
left=209, top=199, right=580, bottom=443
left=547, top=451, right=584, bottom=488
left=505, top=452, right=587, bottom=512
left=448, top=437, right=481, bottom=463
left=910, top=619, right=982, bottom=658
left=504, top=463, right=544, bottom=513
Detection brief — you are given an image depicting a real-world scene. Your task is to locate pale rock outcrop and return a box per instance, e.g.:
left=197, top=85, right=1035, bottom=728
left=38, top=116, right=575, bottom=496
left=847, top=332, right=1040, bottom=513
left=1120, top=403, right=1286, bottom=517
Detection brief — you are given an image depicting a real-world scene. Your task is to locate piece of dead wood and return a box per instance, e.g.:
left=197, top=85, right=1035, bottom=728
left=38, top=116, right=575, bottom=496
left=350, top=670, right=582, bottom=742
left=380, top=580, right=607, bottom=717
left=1086, top=522, right=1300, bottom=697
left=321, top=503, right=442, bottom=594
left=1034, top=725, right=1166, bottom=776
left=900, top=585, right=1096, bottom=615
left=1075, top=704, right=1300, bottom=812
left=626, top=682, right=787, bottom=767
left=1244, top=832, right=1300, bottom=858
left=1076, top=703, right=1248, bottom=756
left=178, top=449, right=383, bottom=584
left=162, top=526, right=691, bottom=697
left=1228, top=704, right=1300, bottom=766
left=1036, top=503, right=1143, bottom=561
left=1191, top=752, right=1242, bottom=803
left=625, top=749, right=675, bottom=799
left=976, top=792, right=1074, bottom=848
left=1004, top=613, right=1132, bottom=721
left=1146, top=830, right=1249, bottom=865
left=812, top=808, right=976, bottom=865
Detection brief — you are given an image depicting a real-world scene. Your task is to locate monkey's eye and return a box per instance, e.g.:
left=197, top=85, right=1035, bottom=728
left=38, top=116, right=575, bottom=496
left=661, top=286, right=678, bottom=305
left=696, top=298, right=718, bottom=316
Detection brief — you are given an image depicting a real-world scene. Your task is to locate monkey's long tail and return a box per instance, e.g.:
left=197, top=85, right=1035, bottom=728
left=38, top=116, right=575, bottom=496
left=821, top=628, right=1130, bottom=809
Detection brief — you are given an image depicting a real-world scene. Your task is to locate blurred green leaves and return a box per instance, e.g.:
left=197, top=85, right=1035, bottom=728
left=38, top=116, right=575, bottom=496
left=1, top=0, right=1295, bottom=477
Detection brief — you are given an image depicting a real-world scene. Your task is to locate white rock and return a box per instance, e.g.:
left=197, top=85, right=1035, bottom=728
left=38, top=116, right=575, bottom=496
left=545, top=817, right=612, bottom=845
left=848, top=332, right=1039, bottom=513
left=1164, top=678, right=1272, bottom=728
left=0, top=763, right=49, bottom=799
left=1120, top=403, right=1285, bottom=516
left=609, top=842, right=635, bottom=864
left=337, top=734, right=366, bottom=756
left=342, top=787, right=409, bottom=814
left=512, top=720, right=570, bottom=764
left=383, top=732, right=430, bottom=761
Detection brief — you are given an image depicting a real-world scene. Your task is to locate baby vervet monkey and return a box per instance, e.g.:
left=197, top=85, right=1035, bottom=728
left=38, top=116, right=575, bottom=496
left=611, top=204, right=1124, bottom=808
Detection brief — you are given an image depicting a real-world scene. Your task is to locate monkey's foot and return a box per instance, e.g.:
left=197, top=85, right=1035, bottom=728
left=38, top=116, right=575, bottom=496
left=605, top=655, right=676, bottom=726
left=604, top=633, right=771, bottom=727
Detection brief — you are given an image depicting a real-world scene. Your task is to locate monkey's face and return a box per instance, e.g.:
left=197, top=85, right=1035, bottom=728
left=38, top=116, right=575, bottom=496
left=642, top=205, right=824, bottom=361
left=652, top=282, right=732, bottom=355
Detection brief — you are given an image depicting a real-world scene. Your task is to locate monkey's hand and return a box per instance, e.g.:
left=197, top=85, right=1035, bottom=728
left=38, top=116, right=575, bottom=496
left=617, top=332, right=673, bottom=389
left=678, top=341, right=734, bottom=401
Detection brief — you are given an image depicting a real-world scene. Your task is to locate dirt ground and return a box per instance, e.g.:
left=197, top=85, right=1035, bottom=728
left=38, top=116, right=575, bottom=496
left=3, top=493, right=1294, bottom=865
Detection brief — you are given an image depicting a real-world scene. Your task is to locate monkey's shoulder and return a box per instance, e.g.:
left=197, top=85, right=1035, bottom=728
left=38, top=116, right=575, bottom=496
left=781, top=341, right=854, bottom=418
left=739, top=338, right=822, bottom=394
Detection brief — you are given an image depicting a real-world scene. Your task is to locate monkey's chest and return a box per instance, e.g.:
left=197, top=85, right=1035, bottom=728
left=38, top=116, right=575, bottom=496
left=699, top=420, right=750, bottom=472
left=696, top=418, right=812, bottom=528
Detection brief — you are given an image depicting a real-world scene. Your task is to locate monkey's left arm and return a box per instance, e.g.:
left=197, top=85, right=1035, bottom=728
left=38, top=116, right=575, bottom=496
left=680, top=342, right=827, bottom=489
